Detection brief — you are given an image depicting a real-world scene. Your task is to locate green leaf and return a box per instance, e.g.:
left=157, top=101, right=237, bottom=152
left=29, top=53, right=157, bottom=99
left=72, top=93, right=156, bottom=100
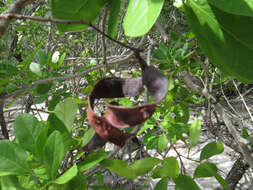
left=43, top=131, right=65, bottom=180
left=54, top=164, right=78, bottom=184
left=29, top=62, right=42, bottom=77
left=194, top=162, right=228, bottom=190
left=194, top=162, right=218, bottom=178
left=154, top=178, right=168, bottom=190
left=174, top=103, right=189, bottom=123
left=128, top=157, right=161, bottom=176
left=82, top=127, right=95, bottom=147
left=174, top=174, right=200, bottom=190
left=63, top=176, right=87, bottom=190
left=241, top=128, right=250, bottom=139
left=100, top=159, right=136, bottom=179
left=96, top=171, right=104, bottom=186
left=14, top=114, right=42, bottom=154
left=78, top=150, right=108, bottom=173
left=123, top=0, right=165, bottom=37
left=189, top=119, right=201, bottom=147
left=107, top=0, right=121, bottom=38
left=137, top=122, right=154, bottom=136
left=152, top=49, right=167, bottom=60
left=47, top=113, right=73, bottom=150
left=37, top=50, right=47, bottom=65
left=200, top=141, right=224, bottom=161
left=54, top=99, right=78, bottom=131
left=35, top=124, right=48, bottom=160
left=184, top=0, right=253, bottom=82
left=0, top=141, right=30, bottom=176
left=58, top=52, right=66, bottom=68
left=157, top=134, right=169, bottom=153
left=36, top=82, right=53, bottom=95
left=51, top=0, right=106, bottom=32
left=168, top=76, right=175, bottom=91
left=208, top=0, right=253, bottom=17
left=1, top=175, right=25, bottom=190
left=214, top=173, right=229, bottom=190
left=152, top=157, right=179, bottom=179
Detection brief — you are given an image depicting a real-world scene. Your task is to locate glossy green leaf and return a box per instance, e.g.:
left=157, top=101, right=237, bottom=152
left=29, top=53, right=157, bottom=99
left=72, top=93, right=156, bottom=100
left=154, top=178, right=168, bottom=190
left=78, top=150, right=108, bottom=173
left=152, top=157, right=179, bottom=179
left=174, top=174, right=200, bottom=190
left=194, top=162, right=218, bottom=178
left=200, top=141, right=224, bottom=161
left=51, top=0, right=106, bottom=32
left=0, top=141, right=30, bottom=176
left=14, top=114, right=42, bottom=154
left=123, top=0, right=165, bottom=37
left=189, top=119, right=201, bottom=147
left=29, top=62, right=42, bottom=77
left=43, top=131, right=65, bottom=180
left=208, top=0, right=253, bottom=16
left=101, top=159, right=135, bottom=179
left=128, top=157, right=161, bottom=176
left=82, top=127, right=95, bottom=147
left=54, top=99, right=78, bottom=131
left=54, top=164, right=78, bottom=184
left=184, top=0, right=253, bottom=82
left=107, top=0, right=121, bottom=37
left=157, top=134, right=169, bottom=153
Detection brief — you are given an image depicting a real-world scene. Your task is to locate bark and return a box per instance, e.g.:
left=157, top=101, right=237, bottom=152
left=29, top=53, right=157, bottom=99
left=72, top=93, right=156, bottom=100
left=226, top=156, right=249, bottom=190
left=0, top=99, right=9, bottom=139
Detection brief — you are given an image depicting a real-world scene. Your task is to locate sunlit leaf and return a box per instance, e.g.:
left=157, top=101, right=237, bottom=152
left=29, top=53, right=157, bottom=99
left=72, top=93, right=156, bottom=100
left=189, top=119, right=201, bottom=147
left=54, top=99, right=78, bottom=131
left=54, top=164, right=78, bottom=184
left=123, top=0, right=164, bottom=37
left=29, top=62, right=42, bottom=77
left=184, top=0, right=253, bottom=82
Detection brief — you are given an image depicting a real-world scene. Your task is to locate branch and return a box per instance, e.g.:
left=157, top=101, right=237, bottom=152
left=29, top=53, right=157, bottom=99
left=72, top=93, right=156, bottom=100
left=3, top=53, right=135, bottom=100
left=0, top=13, right=142, bottom=52
left=102, top=6, right=108, bottom=72
left=0, top=99, right=9, bottom=139
left=180, top=72, right=253, bottom=168
left=0, top=0, right=35, bottom=34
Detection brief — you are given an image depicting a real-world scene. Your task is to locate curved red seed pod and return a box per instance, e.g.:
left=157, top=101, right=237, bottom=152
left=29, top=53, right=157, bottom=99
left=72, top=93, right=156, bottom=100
left=82, top=56, right=168, bottom=152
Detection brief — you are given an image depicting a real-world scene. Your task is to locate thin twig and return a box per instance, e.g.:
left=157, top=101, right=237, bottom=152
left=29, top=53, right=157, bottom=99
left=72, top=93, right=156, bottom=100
left=102, top=6, right=108, bottom=72
left=2, top=53, right=135, bottom=100
left=232, top=80, right=253, bottom=123
left=0, top=13, right=142, bottom=52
